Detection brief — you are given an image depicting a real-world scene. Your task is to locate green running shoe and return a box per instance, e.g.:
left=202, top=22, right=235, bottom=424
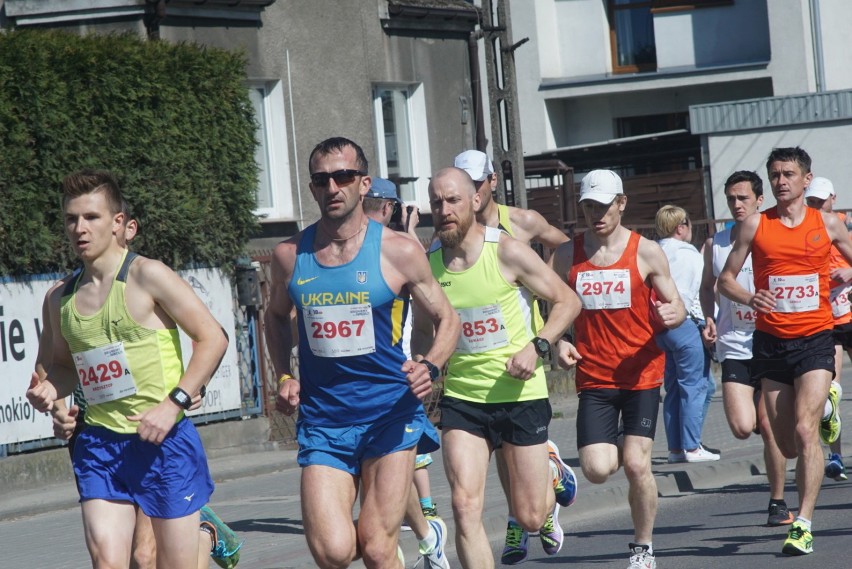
left=782, top=521, right=813, bottom=556
left=500, top=520, right=529, bottom=565
left=200, top=505, right=244, bottom=569
left=819, top=382, right=842, bottom=445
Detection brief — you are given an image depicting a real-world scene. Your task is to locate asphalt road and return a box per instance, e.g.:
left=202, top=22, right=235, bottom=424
left=559, top=475, right=852, bottom=569
left=3, top=443, right=850, bottom=568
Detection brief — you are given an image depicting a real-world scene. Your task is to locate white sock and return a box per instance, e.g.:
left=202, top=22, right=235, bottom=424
left=419, top=525, right=438, bottom=553
left=795, top=516, right=812, bottom=531
left=823, top=398, right=834, bottom=420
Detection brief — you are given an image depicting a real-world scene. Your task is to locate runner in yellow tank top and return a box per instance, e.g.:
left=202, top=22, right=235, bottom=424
left=27, top=169, right=228, bottom=569
left=454, top=150, right=570, bottom=561
left=417, top=167, right=580, bottom=567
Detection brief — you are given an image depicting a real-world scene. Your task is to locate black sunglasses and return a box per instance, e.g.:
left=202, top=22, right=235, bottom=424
left=310, top=169, right=366, bottom=187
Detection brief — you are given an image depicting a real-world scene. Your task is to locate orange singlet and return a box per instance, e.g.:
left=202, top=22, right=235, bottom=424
left=828, top=212, right=852, bottom=325
left=752, top=207, right=833, bottom=338
left=568, top=232, right=664, bottom=391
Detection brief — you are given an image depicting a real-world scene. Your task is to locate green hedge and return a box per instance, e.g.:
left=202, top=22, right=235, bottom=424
left=0, top=30, right=259, bottom=275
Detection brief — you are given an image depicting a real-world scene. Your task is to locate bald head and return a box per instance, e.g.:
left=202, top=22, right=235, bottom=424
left=429, top=167, right=477, bottom=199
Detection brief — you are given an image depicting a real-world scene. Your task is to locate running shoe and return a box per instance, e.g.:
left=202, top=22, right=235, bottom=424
left=418, top=517, right=450, bottom=569
left=548, top=440, right=578, bottom=507
left=767, top=502, right=794, bottom=526
left=825, top=453, right=848, bottom=481
left=539, top=503, right=563, bottom=556
left=819, top=381, right=842, bottom=445
left=500, top=520, right=529, bottom=565
left=422, top=504, right=439, bottom=520
left=781, top=521, right=813, bottom=555
left=627, top=543, right=656, bottom=569
left=200, top=505, right=244, bottom=569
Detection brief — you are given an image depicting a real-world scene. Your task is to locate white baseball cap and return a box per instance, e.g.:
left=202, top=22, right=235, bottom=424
left=804, top=176, right=835, bottom=200
left=579, top=170, right=623, bottom=204
left=454, top=150, right=494, bottom=182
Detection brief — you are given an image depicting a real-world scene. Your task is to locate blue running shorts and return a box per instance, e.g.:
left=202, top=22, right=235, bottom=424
left=73, top=418, right=214, bottom=519
left=297, top=410, right=440, bottom=475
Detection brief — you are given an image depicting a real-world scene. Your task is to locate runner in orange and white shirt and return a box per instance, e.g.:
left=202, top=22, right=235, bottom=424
left=719, top=148, right=852, bottom=556
left=803, top=176, right=848, bottom=482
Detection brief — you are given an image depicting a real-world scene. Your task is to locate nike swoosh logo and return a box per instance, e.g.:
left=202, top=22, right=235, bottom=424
left=184, top=493, right=195, bottom=502
left=296, top=276, right=318, bottom=285
left=405, top=427, right=414, bottom=433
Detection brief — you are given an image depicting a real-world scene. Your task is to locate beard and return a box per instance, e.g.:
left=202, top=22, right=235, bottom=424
left=437, top=211, right=474, bottom=248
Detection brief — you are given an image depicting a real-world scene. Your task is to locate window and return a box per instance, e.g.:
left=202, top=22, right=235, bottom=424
left=372, top=84, right=432, bottom=208
left=616, top=112, right=689, bottom=137
left=608, top=0, right=657, bottom=73
left=247, top=81, right=293, bottom=220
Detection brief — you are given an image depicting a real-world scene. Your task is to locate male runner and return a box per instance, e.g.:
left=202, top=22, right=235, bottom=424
left=454, top=149, right=570, bottom=562
left=364, top=176, right=450, bottom=569
left=417, top=167, right=580, bottom=569
left=699, top=170, right=793, bottom=526
left=718, top=147, right=852, bottom=555
left=551, top=169, right=686, bottom=569
left=802, top=176, right=846, bottom=481
left=27, top=169, right=228, bottom=569
left=264, top=138, right=459, bottom=569
left=40, top=206, right=241, bottom=569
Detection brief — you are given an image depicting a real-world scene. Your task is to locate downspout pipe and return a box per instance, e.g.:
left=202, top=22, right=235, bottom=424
left=468, top=29, right=488, bottom=151
left=809, top=0, right=825, bottom=92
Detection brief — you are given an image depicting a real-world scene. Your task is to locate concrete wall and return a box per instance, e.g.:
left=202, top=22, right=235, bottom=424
left=706, top=122, right=852, bottom=219
left=765, top=0, right=815, bottom=96
left=547, top=78, right=773, bottom=148
left=817, top=0, right=852, bottom=91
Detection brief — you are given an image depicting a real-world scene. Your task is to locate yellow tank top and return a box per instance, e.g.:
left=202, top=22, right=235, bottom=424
left=497, top=203, right=545, bottom=333
left=60, top=251, right=185, bottom=433
left=429, top=227, right=547, bottom=403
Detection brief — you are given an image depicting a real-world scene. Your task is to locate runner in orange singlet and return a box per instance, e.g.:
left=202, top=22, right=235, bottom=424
left=718, top=147, right=852, bottom=556
left=551, top=169, right=685, bottom=569
left=803, top=176, right=847, bottom=481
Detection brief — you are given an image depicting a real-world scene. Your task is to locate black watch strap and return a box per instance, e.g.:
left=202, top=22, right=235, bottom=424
left=420, top=359, right=441, bottom=382
left=169, top=387, right=192, bottom=410
left=532, top=336, right=551, bottom=358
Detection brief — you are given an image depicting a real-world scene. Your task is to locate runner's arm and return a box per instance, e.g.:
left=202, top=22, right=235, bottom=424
left=718, top=214, right=764, bottom=309
left=512, top=208, right=570, bottom=249
left=825, top=212, right=852, bottom=276
left=264, top=239, right=302, bottom=415
left=500, top=236, right=580, bottom=345
left=639, top=238, right=687, bottom=329
left=127, top=259, right=228, bottom=443
left=699, top=237, right=717, bottom=323
left=27, top=286, right=79, bottom=411
left=699, top=237, right=717, bottom=344
left=400, top=238, right=460, bottom=370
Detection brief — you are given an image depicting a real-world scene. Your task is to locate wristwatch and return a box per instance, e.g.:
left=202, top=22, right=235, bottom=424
left=169, top=387, right=192, bottom=410
left=532, top=336, right=551, bottom=358
left=420, top=359, right=441, bottom=382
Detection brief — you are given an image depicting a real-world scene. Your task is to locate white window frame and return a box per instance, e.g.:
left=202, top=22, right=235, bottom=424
left=248, top=80, right=293, bottom=220
left=372, top=83, right=432, bottom=210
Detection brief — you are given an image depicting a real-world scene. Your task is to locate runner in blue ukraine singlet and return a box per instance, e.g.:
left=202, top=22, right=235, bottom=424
left=289, top=219, right=430, bottom=427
